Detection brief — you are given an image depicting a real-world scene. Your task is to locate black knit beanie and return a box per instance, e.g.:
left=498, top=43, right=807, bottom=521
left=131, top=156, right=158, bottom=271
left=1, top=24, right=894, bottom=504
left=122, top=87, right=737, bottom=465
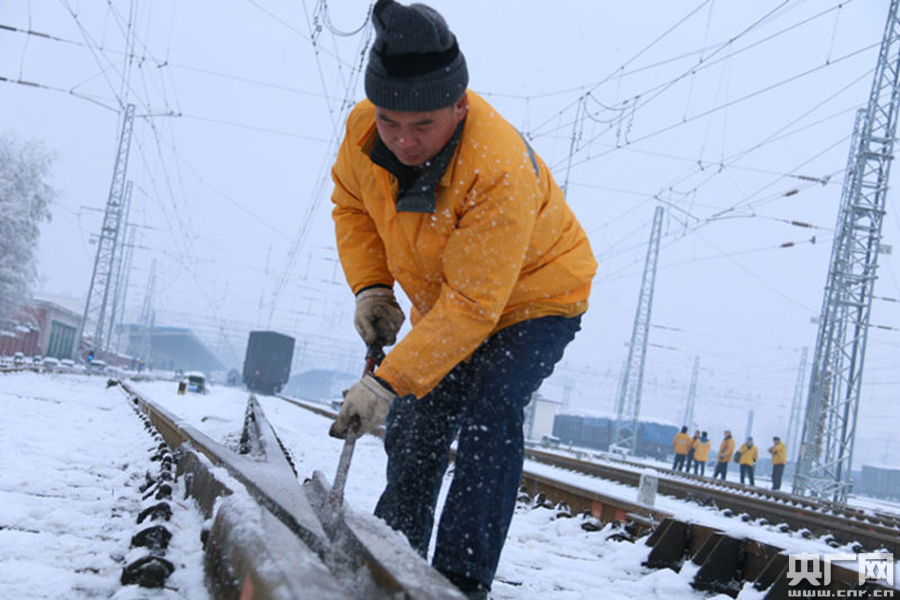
left=365, top=0, right=468, bottom=111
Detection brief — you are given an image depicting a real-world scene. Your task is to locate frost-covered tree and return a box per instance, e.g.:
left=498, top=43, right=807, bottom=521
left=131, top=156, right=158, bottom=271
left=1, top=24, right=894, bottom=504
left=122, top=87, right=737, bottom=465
left=0, top=133, right=55, bottom=320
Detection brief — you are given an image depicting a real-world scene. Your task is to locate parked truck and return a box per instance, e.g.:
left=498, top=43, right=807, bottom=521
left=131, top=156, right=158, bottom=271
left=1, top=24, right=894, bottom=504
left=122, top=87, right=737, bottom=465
left=242, top=331, right=295, bottom=395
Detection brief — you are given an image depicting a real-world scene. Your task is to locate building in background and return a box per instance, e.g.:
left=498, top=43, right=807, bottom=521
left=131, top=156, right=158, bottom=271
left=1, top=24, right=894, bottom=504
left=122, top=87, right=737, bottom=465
left=119, top=324, right=225, bottom=374
left=283, top=368, right=357, bottom=401
left=0, top=294, right=81, bottom=359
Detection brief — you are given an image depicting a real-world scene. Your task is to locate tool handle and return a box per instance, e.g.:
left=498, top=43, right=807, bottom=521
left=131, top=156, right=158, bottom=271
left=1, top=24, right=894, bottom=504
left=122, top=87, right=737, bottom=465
left=329, top=346, right=381, bottom=511
left=364, top=344, right=385, bottom=374
left=328, top=424, right=357, bottom=510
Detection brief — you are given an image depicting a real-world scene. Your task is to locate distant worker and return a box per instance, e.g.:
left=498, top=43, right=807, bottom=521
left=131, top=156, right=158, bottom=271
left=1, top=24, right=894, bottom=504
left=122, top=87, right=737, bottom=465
left=738, top=436, right=759, bottom=486
left=768, top=436, right=787, bottom=491
left=685, top=429, right=700, bottom=473
left=672, top=426, right=692, bottom=471
left=692, top=431, right=711, bottom=476
left=713, top=430, right=735, bottom=480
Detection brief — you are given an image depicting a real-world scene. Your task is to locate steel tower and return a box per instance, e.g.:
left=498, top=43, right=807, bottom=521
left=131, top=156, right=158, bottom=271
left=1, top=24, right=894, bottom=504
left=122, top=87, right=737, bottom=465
left=80, top=104, right=135, bottom=357
left=794, top=1, right=900, bottom=502
left=613, top=205, right=664, bottom=454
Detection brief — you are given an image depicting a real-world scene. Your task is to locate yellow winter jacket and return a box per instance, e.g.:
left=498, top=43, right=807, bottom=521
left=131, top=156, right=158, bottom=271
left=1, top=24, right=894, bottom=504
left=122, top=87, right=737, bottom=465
left=769, top=441, right=787, bottom=465
left=331, top=91, right=597, bottom=398
left=738, top=443, right=759, bottom=466
left=673, top=432, right=692, bottom=455
left=718, top=437, right=735, bottom=463
left=693, top=438, right=711, bottom=462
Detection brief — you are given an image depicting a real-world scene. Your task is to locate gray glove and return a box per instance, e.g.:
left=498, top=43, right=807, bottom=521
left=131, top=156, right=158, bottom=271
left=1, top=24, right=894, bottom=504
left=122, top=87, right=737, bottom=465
left=354, top=287, right=404, bottom=347
left=329, top=372, right=396, bottom=438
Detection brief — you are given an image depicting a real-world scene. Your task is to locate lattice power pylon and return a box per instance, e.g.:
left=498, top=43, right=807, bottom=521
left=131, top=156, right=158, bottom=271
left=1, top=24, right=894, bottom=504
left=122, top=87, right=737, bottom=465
left=613, top=205, right=664, bottom=454
left=793, top=1, right=900, bottom=502
left=80, top=104, right=135, bottom=356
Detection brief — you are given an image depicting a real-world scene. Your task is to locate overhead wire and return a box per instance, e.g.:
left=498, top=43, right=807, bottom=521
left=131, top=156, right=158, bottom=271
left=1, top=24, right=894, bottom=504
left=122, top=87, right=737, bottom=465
left=535, top=1, right=850, bottom=143
left=527, top=0, right=715, bottom=138
left=555, top=40, right=879, bottom=174
left=1, top=20, right=337, bottom=102
left=529, top=1, right=873, bottom=277
left=264, top=1, right=374, bottom=326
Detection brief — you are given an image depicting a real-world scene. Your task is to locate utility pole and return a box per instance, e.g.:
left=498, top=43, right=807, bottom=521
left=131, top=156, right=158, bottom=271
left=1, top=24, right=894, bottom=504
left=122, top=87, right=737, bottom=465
left=794, top=0, right=900, bottom=502
left=682, top=355, right=700, bottom=430
left=785, top=347, right=809, bottom=461
left=80, top=104, right=135, bottom=359
left=613, top=206, right=664, bottom=454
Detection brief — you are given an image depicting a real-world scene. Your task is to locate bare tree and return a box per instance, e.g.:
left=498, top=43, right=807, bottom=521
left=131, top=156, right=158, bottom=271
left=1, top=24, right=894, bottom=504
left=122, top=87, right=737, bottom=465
left=0, top=133, right=55, bottom=321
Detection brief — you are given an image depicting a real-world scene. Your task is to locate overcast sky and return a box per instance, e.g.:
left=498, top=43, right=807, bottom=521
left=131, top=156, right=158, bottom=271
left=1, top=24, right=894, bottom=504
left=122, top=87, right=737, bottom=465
left=2, top=1, right=897, bottom=466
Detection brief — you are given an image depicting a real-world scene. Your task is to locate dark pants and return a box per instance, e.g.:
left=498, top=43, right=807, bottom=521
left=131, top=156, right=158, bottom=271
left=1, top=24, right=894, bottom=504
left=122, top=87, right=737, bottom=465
left=374, top=315, right=581, bottom=589
left=713, top=461, right=728, bottom=480
left=740, top=464, right=755, bottom=486
left=772, top=464, right=784, bottom=490
left=672, top=454, right=687, bottom=471
left=693, top=460, right=705, bottom=476
left=685, top=450, right=695, bottom=473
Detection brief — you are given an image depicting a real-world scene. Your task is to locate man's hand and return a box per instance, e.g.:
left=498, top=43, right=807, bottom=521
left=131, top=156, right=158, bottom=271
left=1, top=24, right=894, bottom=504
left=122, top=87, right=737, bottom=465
left=354, top=287, right=405, bottom=347
left=329, top=372, right=396, bottom=438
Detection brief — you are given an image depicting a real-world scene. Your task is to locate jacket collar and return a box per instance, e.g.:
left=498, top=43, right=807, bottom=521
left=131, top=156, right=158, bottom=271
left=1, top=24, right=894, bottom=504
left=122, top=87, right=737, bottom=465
left=367, top=120, right=464, bottom=214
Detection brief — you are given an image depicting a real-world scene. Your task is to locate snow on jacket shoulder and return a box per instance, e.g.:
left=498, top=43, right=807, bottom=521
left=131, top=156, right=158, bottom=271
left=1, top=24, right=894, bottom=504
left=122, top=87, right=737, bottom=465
left=331, top=91, right=597, bottom=398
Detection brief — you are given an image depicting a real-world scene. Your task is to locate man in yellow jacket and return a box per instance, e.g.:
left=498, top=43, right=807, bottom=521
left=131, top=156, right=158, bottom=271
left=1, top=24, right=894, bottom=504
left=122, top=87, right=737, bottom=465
left=328, top=1, right=596, bottom=596
left=738, top=436, right=759, bottom=486
left=692, top=431, right=712, bottom=476
left=713, top=430, right=735, bottom=480
left=768, top=436, right=787, bottom=491
left=672, top=426, right=693, bottom=471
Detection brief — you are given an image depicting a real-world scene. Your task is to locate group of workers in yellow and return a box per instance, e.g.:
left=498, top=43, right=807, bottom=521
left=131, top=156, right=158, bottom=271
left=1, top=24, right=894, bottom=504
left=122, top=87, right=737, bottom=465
left=672, top=427, right=788, bottom=490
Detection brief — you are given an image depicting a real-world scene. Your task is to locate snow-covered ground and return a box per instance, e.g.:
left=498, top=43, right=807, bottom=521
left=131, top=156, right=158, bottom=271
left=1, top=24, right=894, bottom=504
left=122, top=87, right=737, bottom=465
left=0, top=371, right=209, bottom=599
left=1, top=371, right=897, bottom=599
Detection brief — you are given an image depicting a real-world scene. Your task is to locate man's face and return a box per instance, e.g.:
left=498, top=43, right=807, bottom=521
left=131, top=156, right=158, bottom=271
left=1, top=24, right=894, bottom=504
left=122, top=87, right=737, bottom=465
left=374, top=95, right=467, bottom=167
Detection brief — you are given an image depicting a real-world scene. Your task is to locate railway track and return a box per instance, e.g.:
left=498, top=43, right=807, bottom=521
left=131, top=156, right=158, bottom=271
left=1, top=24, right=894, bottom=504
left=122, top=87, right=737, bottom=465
left=273, top=392, right=898, bottom=598
left=552, top=446, right=900, bottom=529
left=118, top=380, right=465, bottom=599
left=36, top=375, right=890, bottom=599
left=278, top=393, right=899, bottom=556
left=521, top=446, right=900, bottom=556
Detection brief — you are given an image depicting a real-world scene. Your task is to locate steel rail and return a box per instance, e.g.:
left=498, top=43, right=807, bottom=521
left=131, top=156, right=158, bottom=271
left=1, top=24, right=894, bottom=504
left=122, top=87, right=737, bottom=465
left=276, top=394, right=899, bottom=554
left=120, top=381, right=463, bottom=599
left=522, top=446, right=900, bottom=555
